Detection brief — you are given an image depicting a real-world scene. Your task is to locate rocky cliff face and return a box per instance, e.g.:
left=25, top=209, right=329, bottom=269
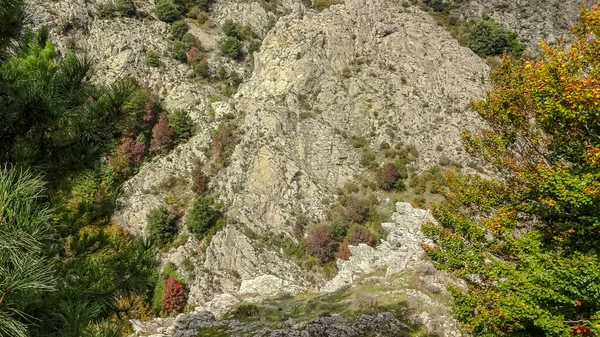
left=27, top=0, right=589, bottom=335
left=132, top=203, right=462, bottom=337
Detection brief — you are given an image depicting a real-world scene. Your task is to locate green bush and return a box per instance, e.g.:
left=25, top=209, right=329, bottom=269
left=145, top=49, right=160, bottom=67
left=176, top=0, right=211, bottom=13
left=116, top=0, right=136, bottom=16
left=222, top=20, right=239, bottom=39
left=97, top=3, right=116, bottom=17
left=171, top=41, right=189, bottom=62
left=170, top=20, right=189, bottom=40
left=468, top=18, right=525, bottom=57
left=147, top=206, right=177, bottom=246
left=186, top=196, right=221, bottom=239
left=219, top=37, right=243, bottom=59
left=155, top=0, right=181, bottom=22
left=168, top=109, right=193, bottom=144
left=247, top=40, right=261, bottom=54
left=193, top=59, right=210, bottom=78
left=424, top=0, right=445, bottom=12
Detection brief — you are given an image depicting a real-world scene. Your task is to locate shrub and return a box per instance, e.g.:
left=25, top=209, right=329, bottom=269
left=222, top=20, right=239, bottom=39
left=193, top=59, right=210, bottom=78
left=331, top=222, right=348, bottom=241
left=359, top=149, right=377, bottom=168
left=155, top=0, right=180, bottom=22
left=161, top=277, right=186, bottom=315
left=97, top=3, right=116, bottom=17
left=424, top=0, right=445, bottom=12
left=305, top=225, right=338, bottom=263
left=219, top=37, right=242, bottom=59
left=229, top=303, right=259, bottom=318
left=247, top=40, right=261, bottom=54
left=191, top=166, right=208, bottom=195
left=468, top=19, right=525, bottom=57
left=211, top=121, right=240, bottom=169
left=118, top=137, right=146, bottom=164
left=186, top=196, right=221, bottom=239
left=187, top=46, right=202, bottom=64
left=171, top=41, right=189, bottom=62
left=343, top=196, right=370, bottom=224
left=346, top=224, right=373, bottom=246
left=352, top=293, right=378, bottom=312
left=147, top=206, right=176, bottom=246
left=116, top=0, right=136, bottom=16
left=170, top=20, right=188, bottom=40
left=379, top=162, right=400, bottom=190
left=168, top=109, right=193, bottom=144
left=175, top=0, right=211, bottom=13
left=336, top=239, right=351, bottom=260
left=145, top=49, right=160, bottom=67
left=150, top=113, right=174, bottom=153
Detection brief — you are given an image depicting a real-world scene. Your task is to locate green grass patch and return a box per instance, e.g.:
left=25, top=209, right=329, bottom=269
left=151, top=263, right=183, bottom=313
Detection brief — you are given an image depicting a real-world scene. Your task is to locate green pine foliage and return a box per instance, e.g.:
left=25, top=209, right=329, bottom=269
left=0, top=0, right=26, bottom=61
left=147, top=206, right=177, bottom=246
left=168, top=109, right=193, bottom=144
left=0, top=6, right=163, bottom=336
left=0, top=168, right=55, bottom=337
left=186, top=196, right=222, bottom=239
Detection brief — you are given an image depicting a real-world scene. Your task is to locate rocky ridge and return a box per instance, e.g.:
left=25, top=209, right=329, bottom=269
left=132, top=202, right=461, bottom=337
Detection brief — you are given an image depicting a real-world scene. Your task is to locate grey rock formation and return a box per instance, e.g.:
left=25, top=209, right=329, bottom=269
left=131, top=309, right=411, bottom=337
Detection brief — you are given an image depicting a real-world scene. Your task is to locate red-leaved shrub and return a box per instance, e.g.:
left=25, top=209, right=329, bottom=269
left=191, top=166, right=208, bottom=195
left=337, top=239, right=351, bottom=260
left=144, top=101, right=158, bottom=127
left=150, top=113, right=174, bottom=153
left=343, top=196, right=369, bottom=224
left=187, top=47, right=202, bottom=64
left=118, top=138, right=146, bottom=164
left=346, top=224, right=373, bottom=246
left=161, top=277, right=186, bottom=315
left=379, top=162, right=400, bottom=190
left=305, top=225, right=338, bottom=263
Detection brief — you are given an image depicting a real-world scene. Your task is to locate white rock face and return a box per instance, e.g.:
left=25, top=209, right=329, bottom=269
left=239, top=274, right=304, bottom=298
left=194, top=293, right=239, bottom=319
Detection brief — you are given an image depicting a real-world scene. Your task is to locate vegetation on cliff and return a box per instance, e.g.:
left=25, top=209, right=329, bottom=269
left=424, top=6, right=600, bottom=336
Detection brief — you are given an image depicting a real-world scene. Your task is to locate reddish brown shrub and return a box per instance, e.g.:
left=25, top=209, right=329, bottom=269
left=144, top=101, right=158, bottom=127
left=118, top=138, right=146, bottom=164
left=337, top=240, right=351, bottom=260
left=187, top=47, right=202, bottom=64
left=343, top=196, right=369, bottom=224
left=379, top=162, right=400, bottom=190
left=150, top=113, right=174, bottom=153
left=346, top=224, right=373, bottom=246
left=161, top=277, right=186, bottom=316
left=191, top=166, right=208, bottom=195
left=305, top=225, right=339, bottom=263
